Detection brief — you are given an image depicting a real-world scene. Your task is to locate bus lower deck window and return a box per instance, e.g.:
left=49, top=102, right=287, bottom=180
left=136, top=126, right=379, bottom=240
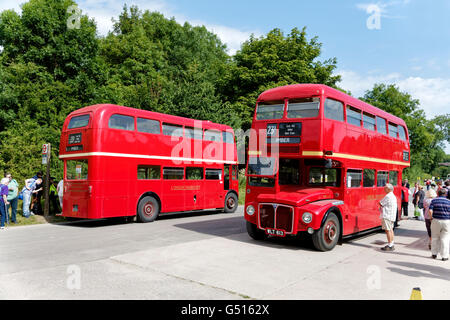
left=163, top=167, right=184, bottom=180
left=66, top=160, right=88, bottom=180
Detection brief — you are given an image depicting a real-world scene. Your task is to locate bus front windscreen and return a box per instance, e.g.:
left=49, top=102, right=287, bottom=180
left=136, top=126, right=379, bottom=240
left=247, top=157, right=276, bottom=176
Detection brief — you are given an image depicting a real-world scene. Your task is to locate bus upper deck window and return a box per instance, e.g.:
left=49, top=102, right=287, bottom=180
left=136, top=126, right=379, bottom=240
left=346, top=106, right=361, bottom=127
left=256, top=101, right=284, bottom=120
left=287, top=98, right=320, bottom=119
left=68, top=115, right=90, bottom=129
left=109, top=114, right=135, bottom=131
left=222, top=131, right=234, bottom=144
left=324, top=99, right=344, bottom=122
left=377, top=116, right=387, bottom=134
left=398, top=126, right=407, bottom=141
left=388, top=123, right=398, bottom=138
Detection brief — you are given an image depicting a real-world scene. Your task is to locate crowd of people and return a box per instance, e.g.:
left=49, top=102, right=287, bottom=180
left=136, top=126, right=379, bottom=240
left=0, top=171, right=64, bottom=230
left=379, top=178, right=450, bottom=261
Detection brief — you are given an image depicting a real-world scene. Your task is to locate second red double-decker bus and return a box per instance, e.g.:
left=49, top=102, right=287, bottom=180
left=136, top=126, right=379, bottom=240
left=244, top=84, right=410, bottom=251
left=59, top=104, right=239, bottom=222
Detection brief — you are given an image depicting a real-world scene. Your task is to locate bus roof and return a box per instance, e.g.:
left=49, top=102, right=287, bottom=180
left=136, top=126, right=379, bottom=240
left=257, top=84, right=407, bottom=127
left=66, top=104, right=234, bottom=131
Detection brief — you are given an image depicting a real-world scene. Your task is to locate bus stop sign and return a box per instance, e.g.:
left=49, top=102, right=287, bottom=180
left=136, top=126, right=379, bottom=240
left=42, top=143, right=50, bottom=164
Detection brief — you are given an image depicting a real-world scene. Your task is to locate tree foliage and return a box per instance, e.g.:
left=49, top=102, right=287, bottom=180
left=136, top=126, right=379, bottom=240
left=1, top=0, right=445, bottom=187
left=361, top=84, right=448, bottom=178
left=220, top=27, right=341, bottom=129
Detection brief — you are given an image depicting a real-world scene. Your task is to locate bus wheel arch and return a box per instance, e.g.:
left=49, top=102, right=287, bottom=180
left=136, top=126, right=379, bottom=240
left=136, top=192, right=162, bottom=223
left=223, top=191, right=239, bottom=213
left=313, top=208, right=342, bottom=252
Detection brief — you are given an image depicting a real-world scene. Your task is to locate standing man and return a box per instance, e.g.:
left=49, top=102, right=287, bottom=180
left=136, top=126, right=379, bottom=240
left=379, top=183, right=398, bottom=252
left=400, top=181, right=410, bottom=219
left=429, top=188, right=450, bottom=261
left=5, top=173, right=19, bottom=224
left=57, top=178, right=64, bottom=215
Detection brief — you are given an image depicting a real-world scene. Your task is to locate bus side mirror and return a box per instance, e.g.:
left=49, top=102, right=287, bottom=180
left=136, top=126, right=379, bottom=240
left=325, top=159, right=332, bottom=169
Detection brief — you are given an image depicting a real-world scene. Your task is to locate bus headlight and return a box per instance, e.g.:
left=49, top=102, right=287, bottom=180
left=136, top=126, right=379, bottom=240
left=302, top=212, right=313, bottom=224
left=246, top=205, right=255, bottom=216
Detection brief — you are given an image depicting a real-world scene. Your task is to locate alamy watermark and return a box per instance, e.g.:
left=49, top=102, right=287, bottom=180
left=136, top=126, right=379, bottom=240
left=366, top=265, right=381, bottom=290
left=366, top=4, right=382, bottom=30
left=67, top=5, right=81, bottom=30
left=66, top=264, right=81, bottom=290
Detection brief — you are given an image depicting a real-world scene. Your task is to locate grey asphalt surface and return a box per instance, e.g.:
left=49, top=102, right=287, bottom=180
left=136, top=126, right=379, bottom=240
left=0, top=206, right=448, bottom=300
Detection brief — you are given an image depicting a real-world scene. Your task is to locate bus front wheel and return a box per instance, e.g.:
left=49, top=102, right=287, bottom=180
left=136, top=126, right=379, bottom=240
left=312, top=213, right=341, bottom=252
left=137, top=196, right=160, bottom=223
left=224, top=193, right=238, bottom=213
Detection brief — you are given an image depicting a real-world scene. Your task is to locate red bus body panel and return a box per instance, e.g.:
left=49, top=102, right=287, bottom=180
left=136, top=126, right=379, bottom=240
left=245, top=84, right=410, bottom=238
left=59, top=104, right=238, bottom=219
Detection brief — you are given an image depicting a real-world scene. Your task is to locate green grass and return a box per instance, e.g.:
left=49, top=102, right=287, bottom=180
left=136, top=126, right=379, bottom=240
left=4, top=199, right=67, bottom=227
left=238, top=171, right=246, bottom=205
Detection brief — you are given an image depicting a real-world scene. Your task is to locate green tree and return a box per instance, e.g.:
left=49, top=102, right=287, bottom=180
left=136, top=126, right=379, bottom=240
left=0, top=0, right=101, bottom=180
left=97, top=6, right=240, bottom=127
left=361, top=84, right=447, bottom=176
left=220, top=27, right=341, bottom=129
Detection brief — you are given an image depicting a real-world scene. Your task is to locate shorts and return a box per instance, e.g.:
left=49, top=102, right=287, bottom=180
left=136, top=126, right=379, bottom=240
left=381, top=219, right=395, bottom=231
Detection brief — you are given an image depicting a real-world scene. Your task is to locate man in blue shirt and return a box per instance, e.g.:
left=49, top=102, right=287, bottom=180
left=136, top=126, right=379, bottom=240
left=429, top=188, right=450, bottom=261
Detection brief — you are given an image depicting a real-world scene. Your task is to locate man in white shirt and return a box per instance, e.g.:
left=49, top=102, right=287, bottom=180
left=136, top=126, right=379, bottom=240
left=57, top=179, right=64, bottom=214
left=379, top=183, right=398, bottom=251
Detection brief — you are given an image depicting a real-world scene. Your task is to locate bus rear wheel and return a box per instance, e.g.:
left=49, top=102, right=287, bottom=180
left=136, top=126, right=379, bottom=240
left=246, top=221, right=266, bottom=241
left=137, top=196, right=160, bottom=223
left=224, top=193, right=238, bottom=213
left=312, top=213, right=340, bottom=252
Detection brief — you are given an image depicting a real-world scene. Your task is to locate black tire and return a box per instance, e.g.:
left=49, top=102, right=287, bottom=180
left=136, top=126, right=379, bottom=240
left=246, top=221, right=266, bottom=241
left=312, top=212, right=341, bottom=252
left=137, top=196, right=160, bottom=223
left=223, top=193, right=238, bottom=213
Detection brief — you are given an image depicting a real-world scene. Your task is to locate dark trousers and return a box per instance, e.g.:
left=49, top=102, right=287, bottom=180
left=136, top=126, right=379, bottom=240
left=401, top=202, right=409, bottom=217
left=6, top=197, right=18, bottom=223
left=49, top=194, right=60, bottom=215
left=0, top=202, right=6, bottom=227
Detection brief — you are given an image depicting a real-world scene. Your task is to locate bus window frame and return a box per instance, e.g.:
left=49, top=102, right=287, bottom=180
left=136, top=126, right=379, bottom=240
left=65, top=159, right=89, bottom=181
left=108, top=114, right=136, bottom=131
left=68, top=114, right=91, bottom=130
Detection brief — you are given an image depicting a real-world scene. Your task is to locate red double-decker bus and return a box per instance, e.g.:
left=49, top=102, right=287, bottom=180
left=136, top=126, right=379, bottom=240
left=59, top=104, right=239, bottom=222
left=244, top=84, right=410, bottom=251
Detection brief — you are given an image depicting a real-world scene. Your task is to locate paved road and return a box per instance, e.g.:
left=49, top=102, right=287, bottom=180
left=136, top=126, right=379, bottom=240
left=0, top=206, right=448, bottom=300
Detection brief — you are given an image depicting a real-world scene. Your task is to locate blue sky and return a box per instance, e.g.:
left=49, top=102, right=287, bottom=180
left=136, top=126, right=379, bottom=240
left=2, top=0, right=449, bottom=152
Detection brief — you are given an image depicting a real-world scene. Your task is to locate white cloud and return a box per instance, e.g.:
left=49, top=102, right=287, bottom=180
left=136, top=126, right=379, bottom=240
left=76, top=0, right=257, bottom=54
left=338, top=69, right=450, bottom=120
left=0, top=0, right=23, bottom=13
left=338, top=69, right=450, bottom=152
left=191, top=21, right=260, bottom=55
left=356, top=0, right=410, bottom=19
left=0, top=0, right=255, bottom=54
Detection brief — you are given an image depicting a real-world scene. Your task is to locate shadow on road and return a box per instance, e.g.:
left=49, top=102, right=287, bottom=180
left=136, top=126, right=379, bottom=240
left=173, top=216, right=317, bottom=252
left=51, top=210, right=225, bottom=228
left=387, top=261, right=450, bottom=281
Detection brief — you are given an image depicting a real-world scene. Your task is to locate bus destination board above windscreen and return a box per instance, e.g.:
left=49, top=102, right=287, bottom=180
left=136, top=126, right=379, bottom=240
left=266, top=123, right=302, bottom=144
